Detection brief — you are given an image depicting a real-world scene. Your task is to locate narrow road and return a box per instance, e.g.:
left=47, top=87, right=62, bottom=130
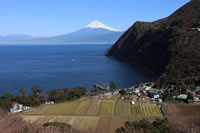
left=161, top=103, right=174, bottom=128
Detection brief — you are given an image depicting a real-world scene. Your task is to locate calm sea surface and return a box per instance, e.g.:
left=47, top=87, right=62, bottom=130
left=0, top=44, right=152, bottom=95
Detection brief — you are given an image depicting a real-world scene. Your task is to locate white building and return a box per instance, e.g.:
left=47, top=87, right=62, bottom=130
left=23, top=106, right=31, bottom=110
left=131, top=101, right=135, bottom=105
left=145, top=86, right=152, bottom=91
left=193, top=97, right=199, bottom=102
left=133, top=88, right=140, bottom=93
left=45, top=101, right=55, bottom=105
left=10, top=102, right=23, bottom=113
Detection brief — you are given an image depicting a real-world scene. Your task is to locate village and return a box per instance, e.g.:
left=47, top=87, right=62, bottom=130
left=10, top=101, right=55, bottom=113
left=9, top=82, right=200, bottom=132
left=89, top=82, right=200, bottom=105
left=10, top=81, right=200, bottom=114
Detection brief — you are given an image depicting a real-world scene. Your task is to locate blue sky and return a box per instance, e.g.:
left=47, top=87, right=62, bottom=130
left=0, top=0, right=189, bottom=37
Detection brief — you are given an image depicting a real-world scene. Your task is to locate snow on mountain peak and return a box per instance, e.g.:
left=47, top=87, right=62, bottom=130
left=86, top=20, right=121, bottom=32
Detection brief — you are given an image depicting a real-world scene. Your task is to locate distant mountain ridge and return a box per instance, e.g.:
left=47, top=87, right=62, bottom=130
left=106, top=0, right=200, bottom=89
left=0, top=34, right=33, bottom=42
left=0, top=21, right=123, bottom=44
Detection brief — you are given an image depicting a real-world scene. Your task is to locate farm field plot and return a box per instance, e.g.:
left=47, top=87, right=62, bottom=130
left=128, top=116, right=164, bottom=122
left=109, top=115, right=164, bottom=133
left=73, top=99, right=92, bottom=115
left=166, top=104, right=200, bottom=130
left=109, top=116, right=129, bottom=133
left=98, top=100, right=115, bottom=115
left=23, top=105, right=49, bottom=115
left=23, top=115, right=44, bottom=123
left=131, top=104, right=142, bottom=115
left=96, top=116, right=112, bottom=133
left=23, top=115, right=71, bottom=124
left=46, top=101, right=79, bottom=115
left=78, top=116, right=99, bottom=131
left=87, top=99, right=102, bottom=115
left=23, top=115, right=99, bottom=132
left=114, top=101, right=131, bottom=114
left=131, top=103, right=162, bottom=116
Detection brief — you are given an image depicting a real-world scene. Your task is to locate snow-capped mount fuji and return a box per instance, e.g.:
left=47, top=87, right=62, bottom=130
left=86, top=20, right=121, bottom=32
left=0, top=20, right=124, bottom=44
left=29, top=20, right=124, bottom=44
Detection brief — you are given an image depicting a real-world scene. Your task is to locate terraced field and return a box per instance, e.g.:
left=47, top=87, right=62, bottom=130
left=96, top=116, right=112, bottom=133
left=24, top=99, right=92, bottom=115
left=24, top=99, right=162, bottom=116
left=131, top=103, right=162, bottom=116
left=78, top=116, right=99, bottom=131
left=23, top=115, right=99, bottom=131
left=115, top=101, right=131, bottom=114
left=87, top=99, right=102, bottom=115
left=46, top=101, right=79, bottom=115
left=109, top=116, right=129, bottom=133
left=98, top=100, right=115, bottom=115
left=73, top=99, right=92, bottom=115
left=24, top=105, right=49, bottom=115
left=23, top=98, right=164, bottom=132
left=131, top=104, right=142, bottom=115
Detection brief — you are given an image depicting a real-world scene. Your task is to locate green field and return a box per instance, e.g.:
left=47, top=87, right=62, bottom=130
left=131, top=104, right=142, bottom=115
left=23, top=99, right=164, bottom=132
left=24, top=99, right=162, bottom=116
left=115, top=101, right=131, bottom=114
left=99, top=100, right=115, bottom=115
left=78, top=116, right=99, bottom=131
left=73, top=99, right=92, bottom=115
left=131, top=103, right=162, bottom=116
left=46, top=101, right=79, bottom=115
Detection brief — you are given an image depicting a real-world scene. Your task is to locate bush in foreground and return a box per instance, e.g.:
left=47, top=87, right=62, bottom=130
left=0, top=108, right=90, bottom=133
left=115, top=119, right=174, bottom=133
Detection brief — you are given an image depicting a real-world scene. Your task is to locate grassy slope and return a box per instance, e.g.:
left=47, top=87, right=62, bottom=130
left=46, top=102, right=79, bottom=115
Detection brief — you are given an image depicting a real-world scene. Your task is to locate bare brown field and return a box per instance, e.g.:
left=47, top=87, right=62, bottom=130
left=87, top=99, right=102, bottom=115
left=96, top=116, right=112, bottom=133
left=166, top=104, right=200, bottom=130
left=128, top=115, right=164, bottom=122
left=22, top=115, right=44, bottom=123
left=22, top=115, right=99, bottom=132
left=109, top=116, right=129, bottom=133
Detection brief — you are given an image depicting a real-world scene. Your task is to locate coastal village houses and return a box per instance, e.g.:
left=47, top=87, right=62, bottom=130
left=10, top=102, right=31, bottom=113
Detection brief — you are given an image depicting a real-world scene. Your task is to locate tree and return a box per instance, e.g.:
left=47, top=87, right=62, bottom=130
left=115, top=119, right=174, bottom=133
left=187, top=93, right=193, bottom=100
left=43, top=122, right=72, bottom=132
left=180, top=88, right=187, bottom=94
left=19, top=88, right=26, bottom=97
left=119, top=90, right=126, bottom=95
left=0, top=93, right=15, bottom=110
left=2, top=93, right=15, bottom=100
left=109, top=81, right=117, bottom=91
left=31, top=85, right=41, bottom=96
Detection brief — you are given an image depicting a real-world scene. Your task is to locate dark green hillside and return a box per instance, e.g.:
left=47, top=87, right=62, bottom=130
left=106, top=0, right=200, bottom=89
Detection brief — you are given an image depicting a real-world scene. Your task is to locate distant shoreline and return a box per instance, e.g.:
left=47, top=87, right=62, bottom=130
left=0, top=43, right=114, bottom=46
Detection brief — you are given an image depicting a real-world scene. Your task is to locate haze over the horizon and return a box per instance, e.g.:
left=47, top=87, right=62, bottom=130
left=0, top=0, right=189, bottom=37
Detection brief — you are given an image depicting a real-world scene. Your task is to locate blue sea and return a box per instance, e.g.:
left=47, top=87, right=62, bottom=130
left=0, top=44, right=152, bottom=95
